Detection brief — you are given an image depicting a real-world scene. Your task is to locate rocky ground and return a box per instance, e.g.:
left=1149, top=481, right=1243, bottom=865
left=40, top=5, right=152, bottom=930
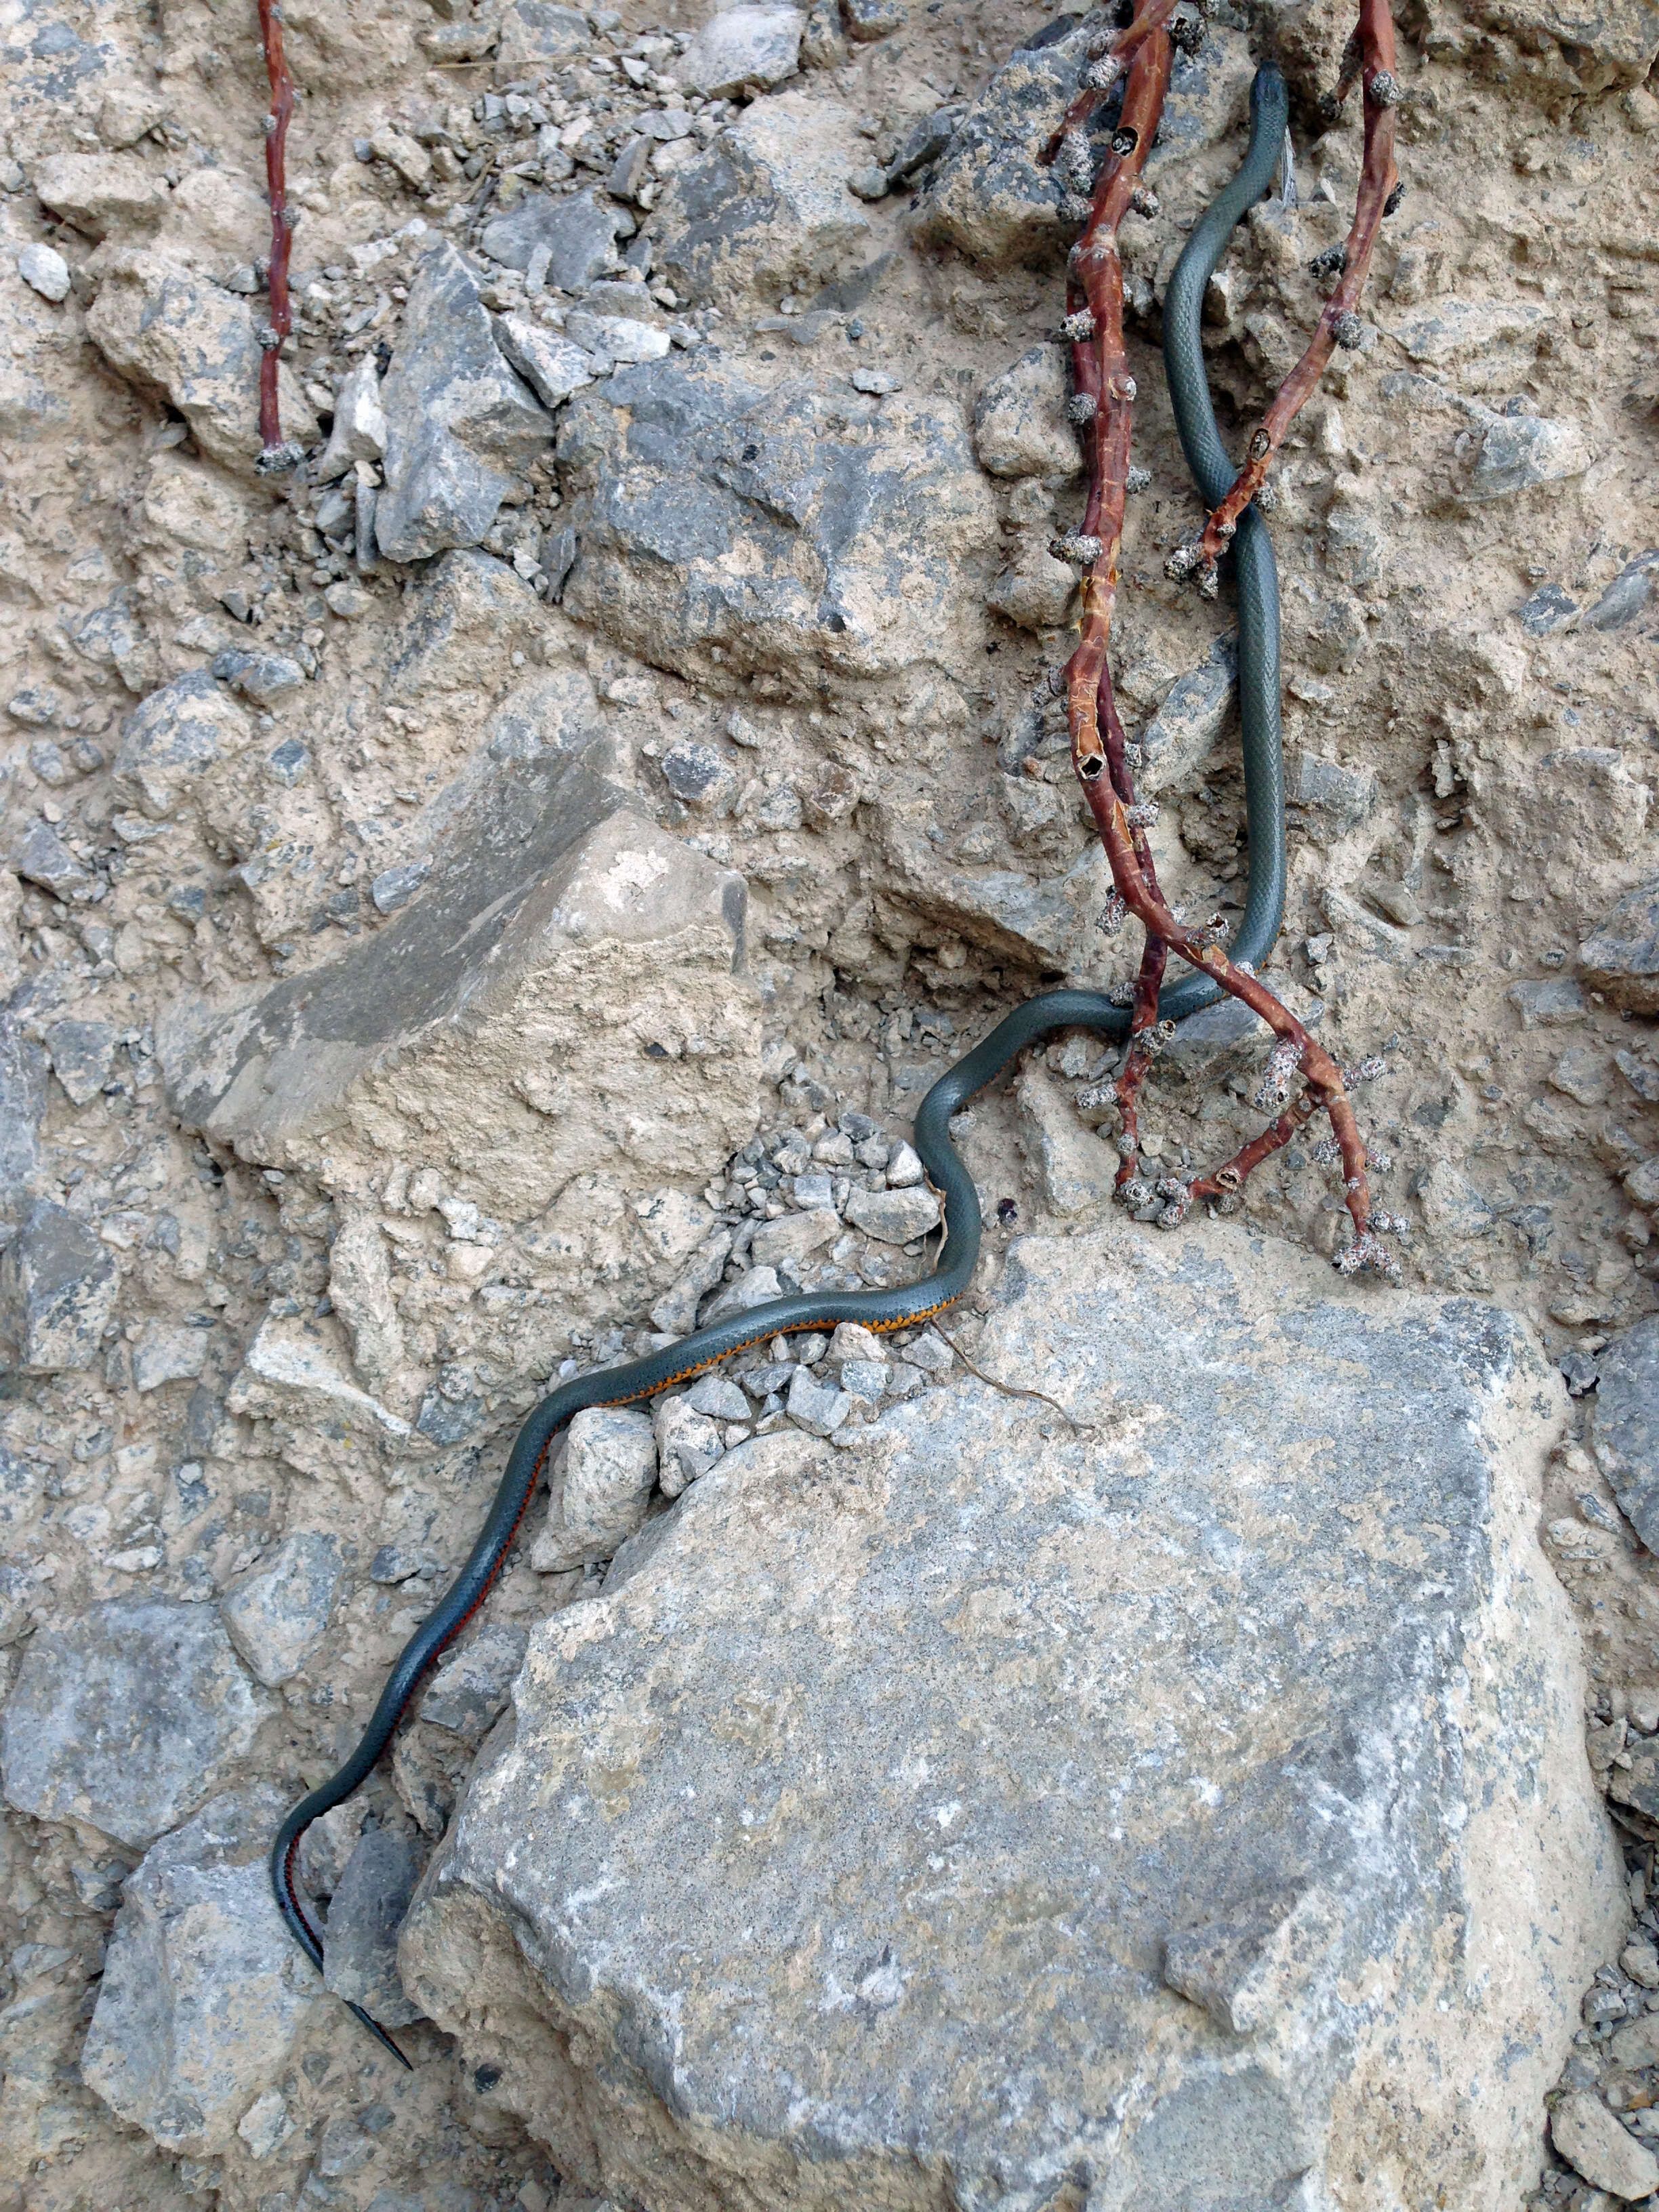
left=3, top=0, right=1659, bottom=2206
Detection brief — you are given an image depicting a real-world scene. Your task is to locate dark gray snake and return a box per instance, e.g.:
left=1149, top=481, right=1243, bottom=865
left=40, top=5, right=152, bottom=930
left=271, top=62, right=1292, bottom=2066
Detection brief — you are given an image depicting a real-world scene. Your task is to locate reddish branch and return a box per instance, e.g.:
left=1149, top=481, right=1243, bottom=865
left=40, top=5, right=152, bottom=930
left=1050, top=0, right=1399, bottom=1277
left=255, top=0, right=302, bottom=472
left=1169, top=0, right=1400, bottom=586
left=1040, top=0, right=1185, bottom=166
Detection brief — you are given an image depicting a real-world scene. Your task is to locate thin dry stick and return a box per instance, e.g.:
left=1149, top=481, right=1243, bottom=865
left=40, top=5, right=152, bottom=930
left=1169, top=0, right=1400, bottom=588
left=1050, top=1, right=1400, bottom=1277
left=255, top=0, right=302, bottom=472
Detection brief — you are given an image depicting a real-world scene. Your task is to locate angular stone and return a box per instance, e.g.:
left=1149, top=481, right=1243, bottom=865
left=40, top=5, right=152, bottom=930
left=1138, top=631, right=1237, bottom=794
left=1, top=1599, right=272, bottom=1849
left=81, top=1786, right=316, bottom=2154
left=0, top=1023, right=49, bottom=1218
left=1591, top=1318, right=1659, bottom=1555
left=18, top=242, right=71, bottom=303
left=687, top=1373, right=750, bottom=1422
left=112, top=670, right=253, bottom=822
left=702, top=1264, right=785, bottom=1328
left=1584, top=550, right=1658, bottom=632
left=1284, top=749, right=1378, bottom=843
left=748, top=1207, right=840, bottom=1273
left=491, top=315, right=598, bottom=411
left=653, top=93, right=870, bottom=308
left=226, top=1311, right=411, bottom=1439
left=322, top=1825, right=424, bottom=2028
left=677, top=5, right=803, bottom=98
left=1510, top=977, right=1589, bottom=1028
left=375, top=243, right=553, bottom=563
left=1463, top=0, right=1659, bottom=89
left=532, top=1406, right=658, bottom=1569
left=85, top=248, right=319, bottom=478
left=480, top=187, right=630, bottom=287
left=1014, top=1061, right=1118, bottom=1215
left=1517, top=581, right=1578, bottom=636
left=159, top=746, right=759, bottom=1223
left=783, top=1362, right=848, bottom=1434
left=985, top=545, right=1076, bottom=632
left=1551, top=2091, right=1659, bottom=2201
left=1580, top=878, right=1659, bottom=1016
left=45, top=1017, right=117, bottom=1106
left=972, top=346, right=1080, bottom=480
left=651, top=1228, right=735, bottom=1336
left=842, top=0, right=906, bottom=38
left=497, top=0, right=591, bottom=67
left=1469, top=412, right=1592, bottom=500
left=558, top=356, right=996, bottom=687
left=314, top=354, right=388, bottom=483
left=419, top=1623, right=529, bottom=1737
left=910, top=23, right=1086, bottom=266
left=655, top=1394, right=724, bottom=1496
left=843, top=1184, right=939, bottom=1243
left=0, top=1198, right=119, bottom=1374
left=222, top=1532, right=344, bottom=1686
left=36, top=151, right=168, bottom=239
left=131, top=1322, right=210, bottom=1392
left=401, top=1229, right=1616, bottom=2212
left=384, top=548, right=545, bottom=697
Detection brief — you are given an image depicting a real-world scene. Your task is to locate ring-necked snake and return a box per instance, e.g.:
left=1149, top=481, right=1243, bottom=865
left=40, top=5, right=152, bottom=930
left=271, top=60, right=1293, bottom=2067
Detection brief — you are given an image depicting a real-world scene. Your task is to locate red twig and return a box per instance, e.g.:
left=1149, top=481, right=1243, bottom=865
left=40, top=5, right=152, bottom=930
left=1170, top=0, right=1399, bottom=586
left=256, top=0, right=302, bottom=473
left=1040, top=0, right=1185, bottom=167
left=1054, top=0, right=1399, bottom=1277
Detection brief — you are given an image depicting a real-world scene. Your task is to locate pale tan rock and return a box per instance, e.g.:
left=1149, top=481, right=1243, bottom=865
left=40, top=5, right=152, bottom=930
left=402, top=1221, right=1620, bottom=2211
left=35, top=152, right=168, bottom=240
left=1014, top=1059, right=1118, bottom=1215
left=1551, top=2091, right=1659, bottom=2200
left=85, top=249, right=319, bottom=477
left=160, top=750, right=761, bottom=1223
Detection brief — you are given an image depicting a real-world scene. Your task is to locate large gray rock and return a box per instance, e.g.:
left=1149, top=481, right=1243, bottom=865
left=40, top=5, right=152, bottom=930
left=1, top=1599, right=272, bottom=1849
left=652, top=92, right=871, bottom=308
left=375, top=243, right=554, bottom=562
left=1580, top=876, right=1659, bottom=1015
left=1591, top=1316, right=1659, bottom=1553
left=401, top=1223, right=1618, bottom=2211
left=159, top=737, right=760, bottom=1221
left=85, top=249, right=319, bottom=478
left=323, top=1824, right=425, bottom=2028
left=221, top=1531, right=344, bottom=1687
left=81, top=1786, right=318, bottom=2154
left=0, top=1197, right=119, bottom=1372
left=558, top=357, right=997, bottom=687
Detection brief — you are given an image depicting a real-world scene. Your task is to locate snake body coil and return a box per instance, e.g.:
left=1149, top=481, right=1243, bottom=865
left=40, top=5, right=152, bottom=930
left=271, top=62, right=1292, bottom=2065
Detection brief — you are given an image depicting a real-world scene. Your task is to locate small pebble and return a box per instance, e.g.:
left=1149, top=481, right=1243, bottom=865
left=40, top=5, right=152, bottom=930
left=19, top=243, right=71, bottom=303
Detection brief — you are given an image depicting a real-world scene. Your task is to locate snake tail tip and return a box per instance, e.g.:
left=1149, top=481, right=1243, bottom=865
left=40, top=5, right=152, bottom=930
left=350, top=2003, right=415, bottom=2070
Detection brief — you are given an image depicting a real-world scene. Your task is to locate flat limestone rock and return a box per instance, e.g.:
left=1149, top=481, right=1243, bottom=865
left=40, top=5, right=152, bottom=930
left=557, top=355, right=996, bottom=688
left=401, top=1221, right=1619, bottom=2212
left=158, top=745, right=760, bottom=1219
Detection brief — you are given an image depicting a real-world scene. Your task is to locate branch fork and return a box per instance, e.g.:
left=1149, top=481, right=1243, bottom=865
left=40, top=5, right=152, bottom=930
left=1049, top=0, right=1399, bottom=1279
